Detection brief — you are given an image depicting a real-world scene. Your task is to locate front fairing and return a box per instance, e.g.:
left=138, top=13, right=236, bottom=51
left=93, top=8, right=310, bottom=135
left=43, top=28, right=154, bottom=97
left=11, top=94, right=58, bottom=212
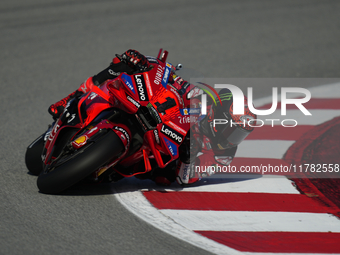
left=43, top=58, right=194, bottom=170
left=108, top=62, right=192, bottom=166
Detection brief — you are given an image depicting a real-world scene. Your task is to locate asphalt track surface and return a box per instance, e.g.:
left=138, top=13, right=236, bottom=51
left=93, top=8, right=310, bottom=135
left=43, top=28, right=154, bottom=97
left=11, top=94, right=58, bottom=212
left=1, top=0, right=340, bottom=254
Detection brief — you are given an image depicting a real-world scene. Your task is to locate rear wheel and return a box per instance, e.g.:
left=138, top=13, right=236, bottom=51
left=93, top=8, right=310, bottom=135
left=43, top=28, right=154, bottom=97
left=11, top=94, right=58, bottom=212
left=25, top=134, right=45, bottom=175
left=37, top=130, right=124, bottom=194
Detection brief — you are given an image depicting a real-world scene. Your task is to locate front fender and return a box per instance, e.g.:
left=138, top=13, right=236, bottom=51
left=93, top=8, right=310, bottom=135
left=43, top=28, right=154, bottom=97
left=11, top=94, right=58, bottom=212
left=72, top=120, right=131, bottom=151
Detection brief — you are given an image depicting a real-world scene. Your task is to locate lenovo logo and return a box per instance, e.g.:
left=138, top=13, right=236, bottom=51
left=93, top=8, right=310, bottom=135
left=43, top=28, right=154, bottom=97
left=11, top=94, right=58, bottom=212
left=134, top=74, right=148, bottom=101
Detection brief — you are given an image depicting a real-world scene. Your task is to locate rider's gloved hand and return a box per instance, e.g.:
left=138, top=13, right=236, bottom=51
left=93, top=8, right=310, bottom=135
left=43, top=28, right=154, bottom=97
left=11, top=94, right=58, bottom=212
left=121, top=49, right=149, bottom=71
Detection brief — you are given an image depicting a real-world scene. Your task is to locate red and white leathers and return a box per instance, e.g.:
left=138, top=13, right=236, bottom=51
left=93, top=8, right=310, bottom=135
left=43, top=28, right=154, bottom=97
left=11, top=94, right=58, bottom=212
left=175, top=120, right=237, bottom=185
left=168, top=74, right=255, bottom=186
left=167, top=78, right=213, bottom=185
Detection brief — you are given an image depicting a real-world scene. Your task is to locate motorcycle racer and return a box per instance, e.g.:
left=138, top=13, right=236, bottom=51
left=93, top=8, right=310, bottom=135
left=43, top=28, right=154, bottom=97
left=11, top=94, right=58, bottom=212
left=48, top=49, right=255, bottom=186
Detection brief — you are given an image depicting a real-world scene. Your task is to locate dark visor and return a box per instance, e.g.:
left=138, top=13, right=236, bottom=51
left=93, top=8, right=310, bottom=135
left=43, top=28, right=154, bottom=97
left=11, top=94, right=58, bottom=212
left=218, top=124, right=251, bottom=149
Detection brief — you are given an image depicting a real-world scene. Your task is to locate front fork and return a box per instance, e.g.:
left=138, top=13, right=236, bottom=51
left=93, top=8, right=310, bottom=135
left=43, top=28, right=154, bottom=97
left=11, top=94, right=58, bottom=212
left=71, top=120, right=131, bottom=179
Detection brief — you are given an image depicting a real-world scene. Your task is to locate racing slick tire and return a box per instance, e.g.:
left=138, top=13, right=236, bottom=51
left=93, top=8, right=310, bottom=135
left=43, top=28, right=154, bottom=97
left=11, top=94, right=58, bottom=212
left=25, top=134, right=45, bottom=176
left=37, top=130, right=124, bottom=194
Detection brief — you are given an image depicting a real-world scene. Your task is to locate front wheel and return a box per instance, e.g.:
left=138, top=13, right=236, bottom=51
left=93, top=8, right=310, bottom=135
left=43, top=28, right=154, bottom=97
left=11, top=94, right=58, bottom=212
left=37, top=130, right=124, bottom=194
left=25, top=134, right=45, bottom=175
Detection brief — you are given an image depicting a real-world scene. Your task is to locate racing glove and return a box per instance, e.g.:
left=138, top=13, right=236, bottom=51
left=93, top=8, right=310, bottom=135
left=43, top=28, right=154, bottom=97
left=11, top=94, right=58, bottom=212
left=120, top=49, right=149, bottom=72
left=48, top=77, right=94, bottom=119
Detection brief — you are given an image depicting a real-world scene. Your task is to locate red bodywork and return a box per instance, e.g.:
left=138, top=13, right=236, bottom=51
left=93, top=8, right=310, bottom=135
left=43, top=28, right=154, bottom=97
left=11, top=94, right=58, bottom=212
left=43, top=50, right=191, bottom=179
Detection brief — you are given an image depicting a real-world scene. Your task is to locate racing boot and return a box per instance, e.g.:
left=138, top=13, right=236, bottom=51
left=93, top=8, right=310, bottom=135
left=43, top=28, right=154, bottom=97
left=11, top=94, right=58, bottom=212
left=48, top=77, right=94, bottom=119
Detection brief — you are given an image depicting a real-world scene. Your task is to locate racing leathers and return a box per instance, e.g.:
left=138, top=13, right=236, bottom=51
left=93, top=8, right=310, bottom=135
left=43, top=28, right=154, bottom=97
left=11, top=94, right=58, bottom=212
left=167, top=76, right=254, bottom=186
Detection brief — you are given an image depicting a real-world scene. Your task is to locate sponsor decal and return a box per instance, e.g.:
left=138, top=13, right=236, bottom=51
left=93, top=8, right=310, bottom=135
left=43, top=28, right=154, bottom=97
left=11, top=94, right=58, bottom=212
left=134, top=74, right=148, bottom=101
left=44, top=130, right=51, bottom=141
left=143, top=73, right=153, bottom=97
left=167, top=121, right=186, bottom=135
left=88, top=92, right=98, bottom=100
left=88, top=126, right=98, bottom=134
left=163, top=137, right=178, bottom=156
left=154, top=129, right=160, bottom=144
left=108, top=69, right=120, bottom=76
left=168, top=84, right=184, bottom=108
left=114, top=126, right=130, bottom=145
left=73, top=135, right=88, bottom=146
left=177, top=115, right=198, bottom=124
left=181, top=108, right=189, bottom=115
left=180, top=108, right=201, bottom=115
left=121, top=73, right=136, bottom=94
left=161, top=63, right=172, bottom=88
left=48, top=123, right=60, bottom=141
left=67, top=113, right=76, bottom=123
left=126, top=95, right=140, bottom=109
left=147, top=103, right=162, bottom=124
left=182, top=81, right=190, bottom=91
left=181, top=163, right=190, bottom=181
left=146, top=56, right=159, bottom=64
left=160, top=124, right=184, bottom=144
left=154, top=65, right=165, bottom=85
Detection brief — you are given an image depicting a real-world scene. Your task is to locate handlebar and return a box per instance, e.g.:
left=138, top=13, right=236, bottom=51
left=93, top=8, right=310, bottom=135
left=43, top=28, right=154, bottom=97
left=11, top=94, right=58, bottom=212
left=115, top=54, right=152, bottom=74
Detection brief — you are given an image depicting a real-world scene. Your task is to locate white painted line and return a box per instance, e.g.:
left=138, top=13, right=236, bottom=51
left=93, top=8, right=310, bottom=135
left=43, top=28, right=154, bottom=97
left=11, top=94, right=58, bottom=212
left=159, top=175, right=300, bottom=194
left=243, top=252, right=340, bottom=255
left=112, top=175, right=300, bottom=254
left=236, top=140, right=295, bottom=158
left=112, top=179, right=242, bottom=255
left=261, top=109, right=340, bottom=126
left=112, top=175, right=299, bottom=194
left=309, top=82, right=340, bottom=98
left=160, top=210, right=340, bottom=232
left=253, top=82, right=340, bottom=107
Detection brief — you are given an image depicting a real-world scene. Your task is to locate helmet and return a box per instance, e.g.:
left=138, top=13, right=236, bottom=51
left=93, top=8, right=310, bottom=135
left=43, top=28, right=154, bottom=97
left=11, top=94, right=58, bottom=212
left=204, top=89, right=256, bottom=150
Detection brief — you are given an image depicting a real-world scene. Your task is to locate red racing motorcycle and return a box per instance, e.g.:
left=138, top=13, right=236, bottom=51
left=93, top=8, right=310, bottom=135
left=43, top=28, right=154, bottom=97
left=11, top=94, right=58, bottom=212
left=25, top=49, right=192, bottom=194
